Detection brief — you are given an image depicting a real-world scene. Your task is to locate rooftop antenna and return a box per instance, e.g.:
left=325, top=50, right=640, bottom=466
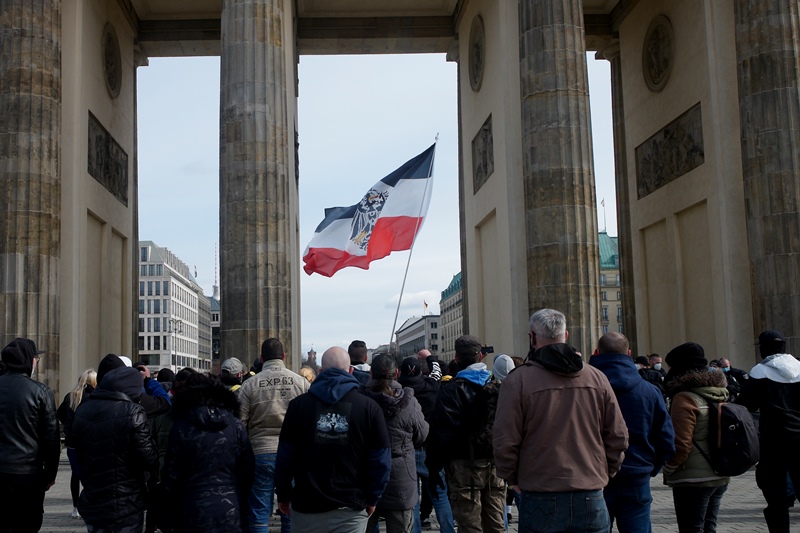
left=212, top=243, right=220, bottom=300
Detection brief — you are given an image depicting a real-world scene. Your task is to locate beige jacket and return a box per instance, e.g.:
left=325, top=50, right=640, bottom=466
left=239, top=359, right=310, bottom=454
left=493, top=357, right=628, bottom=492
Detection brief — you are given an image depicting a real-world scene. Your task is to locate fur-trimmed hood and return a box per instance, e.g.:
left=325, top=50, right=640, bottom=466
left=171, top=382, right=240, bottom=431
left=361, top=380, right=413, bottom=418
left=666, top=369, right=729, bottom=402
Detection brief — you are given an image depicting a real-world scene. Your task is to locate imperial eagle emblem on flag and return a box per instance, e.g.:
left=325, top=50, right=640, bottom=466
left=349, top=186, right=390, bottom=252
left=303, top=144, right=436, bottom=277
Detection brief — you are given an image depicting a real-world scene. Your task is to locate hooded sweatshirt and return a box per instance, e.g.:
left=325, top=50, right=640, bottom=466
left=739, top=353, right=800, bottom=448
left=492, top=354, right=515, bottom=382
left=493, top=344, right=629, bottom=492
left=275, top=368, right=391, bottom=513
left=589, top=353, right=675, bottom=487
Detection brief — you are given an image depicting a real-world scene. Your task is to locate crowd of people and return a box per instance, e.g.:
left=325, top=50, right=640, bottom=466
left=0, top=309, right=798, bottom=533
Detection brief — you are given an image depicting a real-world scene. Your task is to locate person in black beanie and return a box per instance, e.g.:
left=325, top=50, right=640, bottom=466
left=662, top=342, right=730, bottom=533
left=96, top=353, right=170, bottom=419
left=0, top=338, right=60, bottom=532
left=72, top=367, right=159, bottom=532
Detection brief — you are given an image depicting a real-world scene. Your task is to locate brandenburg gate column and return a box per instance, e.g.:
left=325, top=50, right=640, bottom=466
left=518, top=0, right=601, bottom=352
left=734, top=1, right=800, bottom=348
left=602, top=42, right=638, bottom=353
left=219, top=0, right=295, bottom=361
left=0, top=0, right=61, bottom=384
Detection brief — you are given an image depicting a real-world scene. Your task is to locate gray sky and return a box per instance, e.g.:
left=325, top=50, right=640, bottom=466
left=137, top=53, right=616, bottom=355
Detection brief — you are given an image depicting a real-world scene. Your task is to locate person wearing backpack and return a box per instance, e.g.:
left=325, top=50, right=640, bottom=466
left=738, top=330, right=800, bottom=533
left=589, top=332, right=676, bottom=533
left=662, top=342, right=730, bottom=533
left=426, top=335, right=505, bottom=533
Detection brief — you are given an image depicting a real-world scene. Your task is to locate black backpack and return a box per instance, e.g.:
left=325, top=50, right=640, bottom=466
left=693, top=401, right=759, bottom=476
left=468, top=379, right=500, bottom=459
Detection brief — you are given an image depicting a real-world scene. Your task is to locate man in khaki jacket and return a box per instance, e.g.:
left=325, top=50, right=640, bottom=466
left=493, top=309, right=628, bottom=533
left=239, top=338, right=310, bottom=533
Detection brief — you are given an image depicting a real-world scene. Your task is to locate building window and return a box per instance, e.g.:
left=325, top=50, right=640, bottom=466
left=140, top=265, right=147, bottom=276
left=147, top=336, right=151, bottom=350
left=431, top=344, right=438, bottom=351
left=149, top=264, right=155, bottom=276
left=153, top=300, right=161, bottom=314
left=601, top=291, right=607, bottom=301
left=163, top=281, right=169, bottom=296
left=147, top=318, right=152, bottom=332
left=431, top=322, right=438, bottom=328
left=163, top=300, right=169, bottom=314
left=138, top=318, right=144, bottom=332
left=147, top=282, right=153, bottom=296
left=147, top=299, right=151, bottom=314
left=138, top=336, right=145, bottom=350
left=139, top=282, right=145, bottom=296
left=602, top=307, right=608, bottom=320
left=157, top=264, right=163, bottom=276
left=431, top=333, right=438, bottom=340
left=617, top=291, right=621, bottom=300
left=155, top=282, right=160, bottom=296
left=138, top=299, right=144, bottom=314
left=616, top=274, right=620, bottom=285
left=153, top=336, right=161, bottom=350
left=140, top=247, right=148, bottom=262
left=617, top=306, right=623, bottom=320
left=600, top=274, right=606, bottom=286
left=618, top=324, right=624, bottom=333
left=603, top=325, right=609, bottom=333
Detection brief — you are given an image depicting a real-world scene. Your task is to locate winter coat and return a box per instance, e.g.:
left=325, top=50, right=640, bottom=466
left=663, top=369, right=729, bottom=488
left=589, top=353, right=675, bottom=487
left=739, top=353, right=800, bottom=452
left=58, top=385, right=94, bottom=448
left=361, top=381, right=428, bottom=510
left=0, top=372, right=60, bottom=482
left=72, top=367, right=158, bottom=526
left=275, top=368, right=392, bottom=513
left=239, top=358, right=310, bottom=454
left=163, top=382, right=255, bottom=532
left=493, top=344, right=629, bottom=492
left=426, top=362, right=493, bottom=474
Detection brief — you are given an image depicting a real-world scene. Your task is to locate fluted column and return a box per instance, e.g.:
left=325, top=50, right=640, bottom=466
left=220, top=0, right=293, bottom=361
left=0, top=0, right=61, bottom=385
left=519, top=0, right=600, bottom=354
left=602, top=42, right=638, bottom=353
left=735, top=0, right=800, bottom=349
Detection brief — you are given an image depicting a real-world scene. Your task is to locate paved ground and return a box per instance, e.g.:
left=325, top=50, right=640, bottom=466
left=41, top=449, right=791, bottom=532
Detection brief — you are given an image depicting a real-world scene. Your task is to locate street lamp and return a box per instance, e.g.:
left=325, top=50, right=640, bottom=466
left=168, top=318, right=183, bottom=371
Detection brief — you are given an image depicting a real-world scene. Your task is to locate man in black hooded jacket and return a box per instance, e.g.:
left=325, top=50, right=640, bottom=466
left=0, top=338, right=60, bottom=532
left=72, top=366, right=159, bottom=533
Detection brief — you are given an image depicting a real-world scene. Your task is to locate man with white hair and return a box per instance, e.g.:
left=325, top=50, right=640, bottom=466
left=275, top=347, right=391, bottom=533
left=493, top=309, right=628, bottom=533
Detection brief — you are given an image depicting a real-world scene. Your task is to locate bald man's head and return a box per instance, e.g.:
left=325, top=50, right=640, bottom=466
left=322, top=347, right=351, bottom=372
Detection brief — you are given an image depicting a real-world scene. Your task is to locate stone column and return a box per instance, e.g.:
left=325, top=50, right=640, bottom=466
left=602, top=42, right=638, bottom=353
left=0, top=0, right=61, bottom=386
left=519, top=0, right=600, bottom=354
left=734, top=0, right=800, bottom=349
left=220, top=0, right=293, bottom=362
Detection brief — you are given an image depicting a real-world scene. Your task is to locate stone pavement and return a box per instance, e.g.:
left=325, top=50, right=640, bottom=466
left=41, top=449, right=790, bottom=532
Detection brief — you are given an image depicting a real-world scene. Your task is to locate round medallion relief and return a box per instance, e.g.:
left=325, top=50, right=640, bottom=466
left=468, top=16, right=485, bottom=93
left=102, top=23, right=122, bottom=99
left=642, top=15, right=674, bottom=93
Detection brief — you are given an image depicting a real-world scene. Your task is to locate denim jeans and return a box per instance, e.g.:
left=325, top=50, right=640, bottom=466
left=603, top=482, right=652, bottom=533
left=249, top=453, right=290, bottom=533
left=519, top=489, right=609, bottom=533
left=412, top=449, right=455, bottom=533
left=671, top=484, right=728, bottom=533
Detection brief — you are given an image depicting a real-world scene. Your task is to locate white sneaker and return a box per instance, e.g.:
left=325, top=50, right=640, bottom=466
left=71, top=507, right=81, bottom=519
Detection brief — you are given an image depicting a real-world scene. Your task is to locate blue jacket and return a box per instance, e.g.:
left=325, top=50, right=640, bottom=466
left=590, top=353, right=675, bottom=487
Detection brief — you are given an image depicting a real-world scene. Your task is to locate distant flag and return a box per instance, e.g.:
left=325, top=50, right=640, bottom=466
left=303, top=144, right=436, bottom=277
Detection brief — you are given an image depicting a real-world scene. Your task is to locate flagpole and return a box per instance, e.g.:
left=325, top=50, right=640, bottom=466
left=389, top=137, right=438, bottom=347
